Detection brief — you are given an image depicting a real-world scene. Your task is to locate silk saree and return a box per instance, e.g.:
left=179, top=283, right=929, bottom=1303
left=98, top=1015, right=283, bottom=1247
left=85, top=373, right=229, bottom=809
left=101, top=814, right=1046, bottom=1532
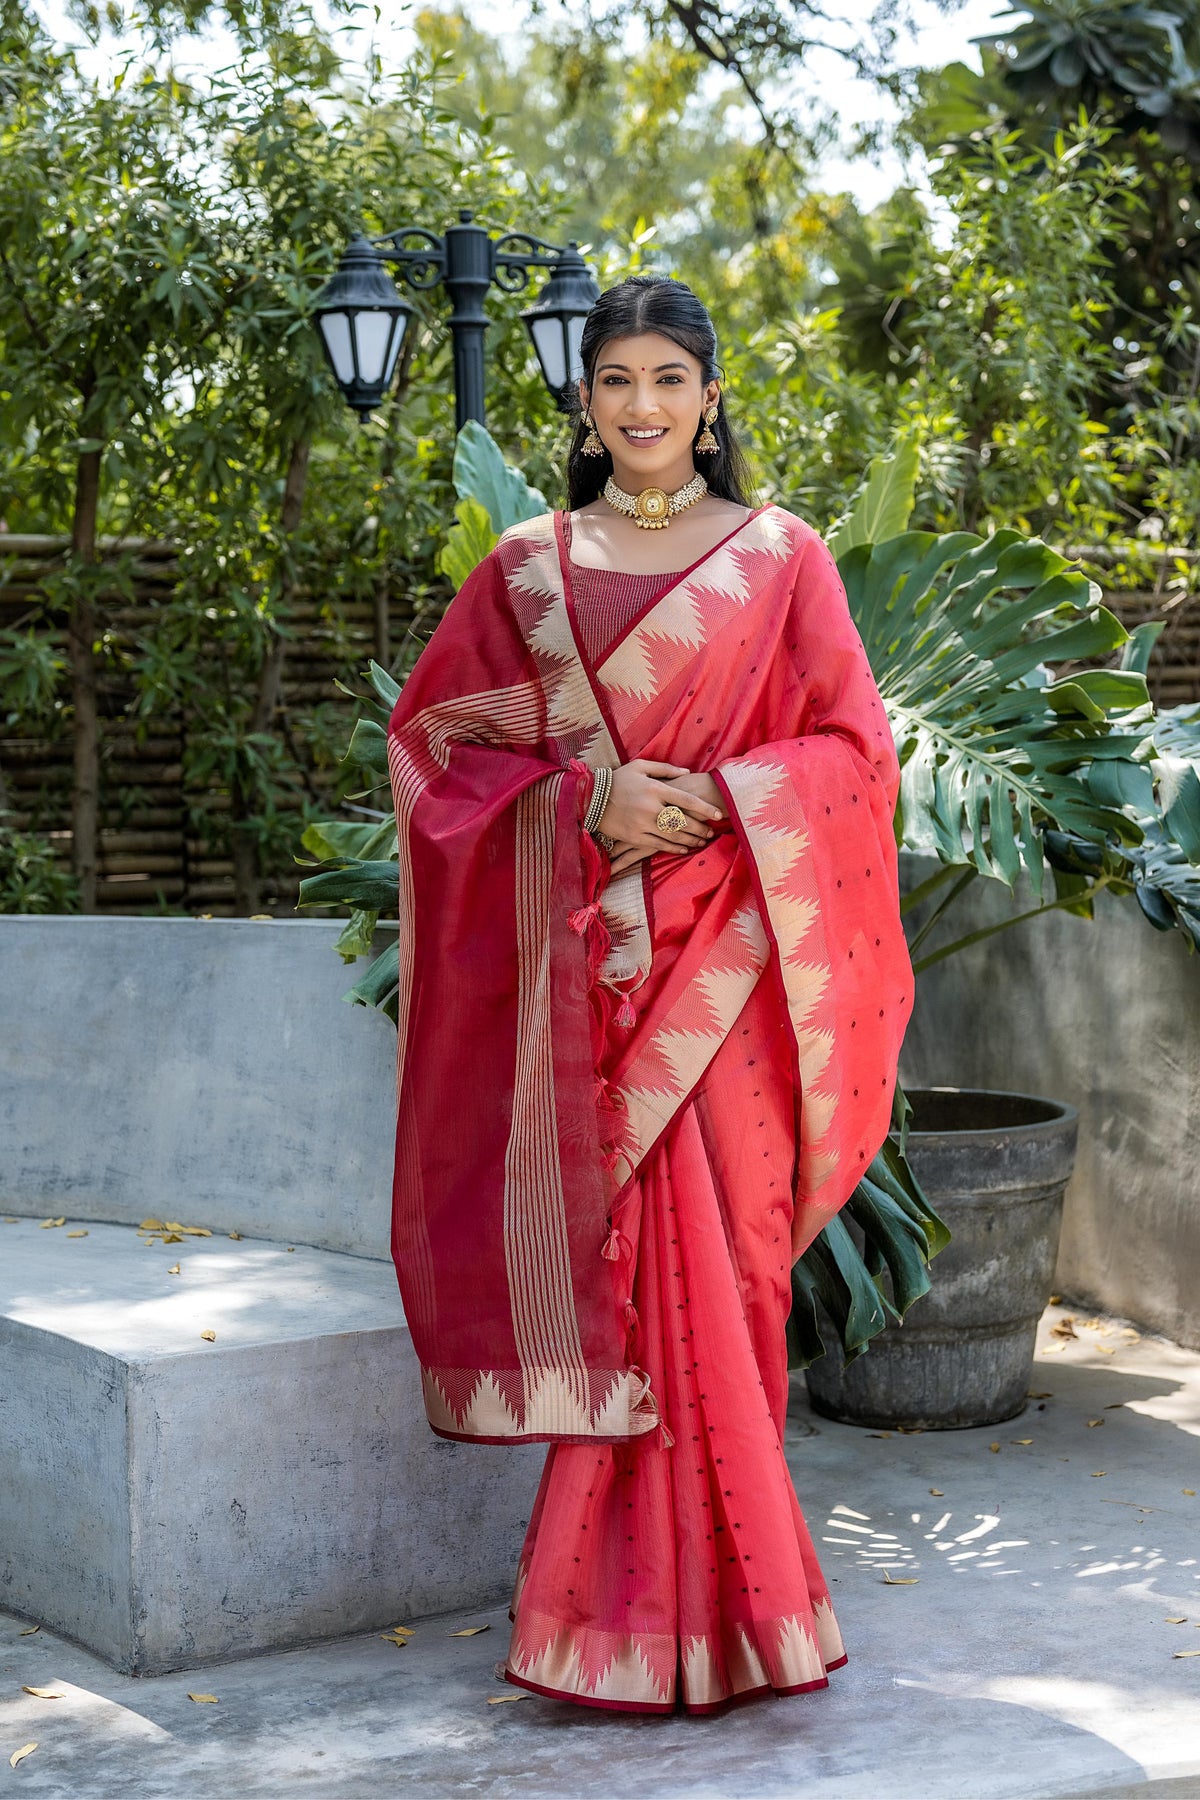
left=386, top=502, right=913, bottom=1712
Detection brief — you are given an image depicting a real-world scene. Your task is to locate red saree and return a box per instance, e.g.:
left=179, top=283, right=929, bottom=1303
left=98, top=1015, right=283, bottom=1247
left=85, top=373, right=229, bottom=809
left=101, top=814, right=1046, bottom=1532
left=386, top=503, right=912, bottom=1712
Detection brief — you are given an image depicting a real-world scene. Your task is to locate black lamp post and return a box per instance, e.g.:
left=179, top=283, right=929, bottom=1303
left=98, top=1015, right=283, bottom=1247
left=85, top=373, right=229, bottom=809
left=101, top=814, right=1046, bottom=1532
left=313, top=210, right=600, bottom=428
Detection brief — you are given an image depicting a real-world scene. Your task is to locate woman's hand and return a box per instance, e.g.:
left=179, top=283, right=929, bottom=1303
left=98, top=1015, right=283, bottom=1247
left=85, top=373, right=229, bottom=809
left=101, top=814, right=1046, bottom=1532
left=669, top=770, right=728, bottom=821
left=598, top=759, right=725, bottom=877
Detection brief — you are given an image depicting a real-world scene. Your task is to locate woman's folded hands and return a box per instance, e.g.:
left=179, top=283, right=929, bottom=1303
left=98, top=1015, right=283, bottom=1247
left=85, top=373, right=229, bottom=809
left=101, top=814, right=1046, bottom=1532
left=599, top=759, right=728, bottom=877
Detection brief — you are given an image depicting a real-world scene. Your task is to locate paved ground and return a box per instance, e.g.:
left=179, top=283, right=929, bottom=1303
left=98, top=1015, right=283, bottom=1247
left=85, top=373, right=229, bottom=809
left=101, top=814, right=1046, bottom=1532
left=3, top=1304, right=1199, bottom=1800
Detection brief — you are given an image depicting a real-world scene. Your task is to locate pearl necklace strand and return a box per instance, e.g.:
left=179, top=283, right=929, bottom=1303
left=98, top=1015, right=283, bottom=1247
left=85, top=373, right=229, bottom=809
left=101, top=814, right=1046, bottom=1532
left=603, top=471, right=707, bottom=530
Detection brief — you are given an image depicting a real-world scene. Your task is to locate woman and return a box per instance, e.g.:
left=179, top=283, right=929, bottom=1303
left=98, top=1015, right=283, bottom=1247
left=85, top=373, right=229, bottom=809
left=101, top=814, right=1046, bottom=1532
left=386, top=274, right=912, bottom=1714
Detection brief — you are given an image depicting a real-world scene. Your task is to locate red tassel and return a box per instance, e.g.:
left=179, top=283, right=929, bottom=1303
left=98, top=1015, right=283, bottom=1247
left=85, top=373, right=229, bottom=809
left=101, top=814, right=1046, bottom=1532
left=601, top=1227, right=623, bottom=1261
left=568, top=900, right=600, bottom=935
left=616, top=996, right=636, bottom=1028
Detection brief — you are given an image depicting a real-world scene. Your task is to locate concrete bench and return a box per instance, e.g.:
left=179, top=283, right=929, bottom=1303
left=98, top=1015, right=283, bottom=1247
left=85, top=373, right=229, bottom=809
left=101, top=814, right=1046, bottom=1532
left=0, top=918, right=541, bottom=1674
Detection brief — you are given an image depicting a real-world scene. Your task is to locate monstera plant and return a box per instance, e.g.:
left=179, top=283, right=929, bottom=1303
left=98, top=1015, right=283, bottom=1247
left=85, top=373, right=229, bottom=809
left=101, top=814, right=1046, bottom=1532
left=298, top=425, right=1200, bottom=1366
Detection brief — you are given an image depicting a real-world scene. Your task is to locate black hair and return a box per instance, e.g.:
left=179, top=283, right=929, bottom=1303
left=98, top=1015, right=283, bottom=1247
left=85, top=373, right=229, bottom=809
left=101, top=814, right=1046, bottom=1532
left=565, top=275, right=755, bottom=510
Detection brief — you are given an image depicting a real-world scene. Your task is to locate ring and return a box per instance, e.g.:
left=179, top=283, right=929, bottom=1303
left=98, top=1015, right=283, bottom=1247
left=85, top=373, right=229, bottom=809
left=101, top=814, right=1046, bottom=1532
left=655, top=805, right=688, bottom=834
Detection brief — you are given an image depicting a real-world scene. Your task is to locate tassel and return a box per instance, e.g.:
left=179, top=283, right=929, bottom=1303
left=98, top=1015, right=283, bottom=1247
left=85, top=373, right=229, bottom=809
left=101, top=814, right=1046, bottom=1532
left=616, top=995, right=636, bottom=1028
left=601, top=1227, right=623, bottom=1261
left=568, top=901, right=601, bottom=935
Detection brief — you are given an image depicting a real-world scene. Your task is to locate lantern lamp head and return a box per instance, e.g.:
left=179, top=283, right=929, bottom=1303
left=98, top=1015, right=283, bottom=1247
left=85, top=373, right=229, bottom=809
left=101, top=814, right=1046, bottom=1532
left=313, top=234, right=413, bottom=421
left=520, top=244, right=600, bottom=412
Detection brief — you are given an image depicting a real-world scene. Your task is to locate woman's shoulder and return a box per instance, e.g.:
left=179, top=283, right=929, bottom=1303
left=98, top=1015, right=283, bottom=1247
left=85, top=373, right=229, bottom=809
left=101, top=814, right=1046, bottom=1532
left=754, top=500, right=825, bottom=548
left=496, top=511, right=559, bottom=549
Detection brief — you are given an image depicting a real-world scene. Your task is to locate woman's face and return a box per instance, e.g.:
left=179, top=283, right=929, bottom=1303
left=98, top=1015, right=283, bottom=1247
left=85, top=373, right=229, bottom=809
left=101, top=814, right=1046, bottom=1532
left=579, top=331, right=719, bottom=492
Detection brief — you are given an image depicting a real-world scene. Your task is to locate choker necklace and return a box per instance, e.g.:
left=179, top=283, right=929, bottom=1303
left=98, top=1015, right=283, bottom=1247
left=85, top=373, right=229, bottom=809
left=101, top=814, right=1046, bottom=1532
left=603, top=471, right=707, bottom=531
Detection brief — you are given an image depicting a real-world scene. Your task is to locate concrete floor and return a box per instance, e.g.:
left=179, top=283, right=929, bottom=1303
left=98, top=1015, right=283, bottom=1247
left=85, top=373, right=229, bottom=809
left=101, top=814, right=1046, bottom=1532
left=3, top=1305, right=1199, bottom=1800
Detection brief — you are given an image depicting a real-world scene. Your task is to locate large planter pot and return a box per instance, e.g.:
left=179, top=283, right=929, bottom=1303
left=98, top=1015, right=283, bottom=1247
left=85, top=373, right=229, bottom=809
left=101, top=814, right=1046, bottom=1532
left=804, top=1087, right=1079, bottom=1430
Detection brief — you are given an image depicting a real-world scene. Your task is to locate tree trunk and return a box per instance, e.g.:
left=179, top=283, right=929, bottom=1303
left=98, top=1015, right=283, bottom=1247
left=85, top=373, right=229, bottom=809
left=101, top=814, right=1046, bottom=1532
left=231, top=436, right=310, bottom=916
left=68, top=445, right=102, bottom=911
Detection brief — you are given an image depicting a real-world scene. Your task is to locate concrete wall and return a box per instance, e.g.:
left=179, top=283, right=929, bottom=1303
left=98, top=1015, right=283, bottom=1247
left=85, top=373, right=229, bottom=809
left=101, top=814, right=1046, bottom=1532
left=901, top=867, right=1200, bottom=1351
left=0, top=916, right=397, bottom=1258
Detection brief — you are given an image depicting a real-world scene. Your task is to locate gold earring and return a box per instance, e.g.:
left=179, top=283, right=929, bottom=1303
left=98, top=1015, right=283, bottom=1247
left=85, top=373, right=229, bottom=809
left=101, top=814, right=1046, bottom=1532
left=695, top=403, right=719, bottom=454
left=581, top=411, right=606, bottom=457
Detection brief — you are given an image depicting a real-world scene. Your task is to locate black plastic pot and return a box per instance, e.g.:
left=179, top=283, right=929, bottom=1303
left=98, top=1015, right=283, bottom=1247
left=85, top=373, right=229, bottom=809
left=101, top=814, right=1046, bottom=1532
left=804, top=1087, right=1079, bottom=1430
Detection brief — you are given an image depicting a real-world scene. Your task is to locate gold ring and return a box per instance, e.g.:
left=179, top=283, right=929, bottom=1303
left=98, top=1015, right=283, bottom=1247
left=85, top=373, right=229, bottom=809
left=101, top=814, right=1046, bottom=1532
left=655, top=805, right=687, bottom=834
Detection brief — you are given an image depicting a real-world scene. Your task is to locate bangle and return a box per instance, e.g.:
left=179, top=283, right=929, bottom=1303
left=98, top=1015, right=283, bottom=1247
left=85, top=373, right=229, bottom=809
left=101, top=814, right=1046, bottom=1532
left=583, top=765, right=613, bottom=836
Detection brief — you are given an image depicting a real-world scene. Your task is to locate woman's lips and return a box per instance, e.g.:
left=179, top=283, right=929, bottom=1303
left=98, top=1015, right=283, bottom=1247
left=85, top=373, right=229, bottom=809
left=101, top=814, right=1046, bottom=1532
left=620, top=427, right=668, bottom=443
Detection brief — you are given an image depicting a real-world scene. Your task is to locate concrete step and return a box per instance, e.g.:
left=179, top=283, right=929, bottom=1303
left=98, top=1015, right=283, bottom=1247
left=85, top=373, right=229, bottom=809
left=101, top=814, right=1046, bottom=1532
left=0, top=1217, right=542, bottom=1676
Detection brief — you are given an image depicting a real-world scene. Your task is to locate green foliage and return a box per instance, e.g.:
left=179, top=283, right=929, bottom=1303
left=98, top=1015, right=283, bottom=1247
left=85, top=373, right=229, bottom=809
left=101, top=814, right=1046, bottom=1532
left=0, top=818, right=79, bottom=914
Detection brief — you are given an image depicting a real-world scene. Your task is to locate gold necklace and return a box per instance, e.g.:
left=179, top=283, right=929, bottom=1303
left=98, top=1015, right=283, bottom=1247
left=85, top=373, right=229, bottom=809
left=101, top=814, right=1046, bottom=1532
left=603, top=471, right=707, bottom=531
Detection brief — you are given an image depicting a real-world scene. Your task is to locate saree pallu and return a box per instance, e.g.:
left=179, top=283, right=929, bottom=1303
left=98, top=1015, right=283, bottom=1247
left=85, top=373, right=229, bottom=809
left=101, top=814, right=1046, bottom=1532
left=386, top=503, right=913, bottom=1712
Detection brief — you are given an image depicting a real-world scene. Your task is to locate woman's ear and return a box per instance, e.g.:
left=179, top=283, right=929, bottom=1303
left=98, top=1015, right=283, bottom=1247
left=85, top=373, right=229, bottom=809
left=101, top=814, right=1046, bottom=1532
left=578, top=378, right=590, bottom=414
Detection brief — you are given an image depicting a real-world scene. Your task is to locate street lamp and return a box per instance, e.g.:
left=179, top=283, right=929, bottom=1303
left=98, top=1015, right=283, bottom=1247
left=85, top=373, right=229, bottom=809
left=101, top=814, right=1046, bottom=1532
left=312, top=210, right=599, bottom=429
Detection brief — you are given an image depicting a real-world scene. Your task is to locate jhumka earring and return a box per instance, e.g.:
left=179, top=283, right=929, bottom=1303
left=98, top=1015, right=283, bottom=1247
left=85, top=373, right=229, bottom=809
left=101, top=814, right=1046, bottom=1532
left=581, top=411, right=606, bottom=457
left=695, top=403, right=720, bottom=454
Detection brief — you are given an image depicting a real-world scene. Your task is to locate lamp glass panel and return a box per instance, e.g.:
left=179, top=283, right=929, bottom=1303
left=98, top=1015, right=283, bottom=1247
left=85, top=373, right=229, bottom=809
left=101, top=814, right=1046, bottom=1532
left=381, top=310, right=408, bottom=385
left=566, top=314, right=587, bottom=384
left=318, top=311, right=355, bottom=385
left=531, top=314, right=567, bottom=391
left=353, top=310, right=394, bottom=385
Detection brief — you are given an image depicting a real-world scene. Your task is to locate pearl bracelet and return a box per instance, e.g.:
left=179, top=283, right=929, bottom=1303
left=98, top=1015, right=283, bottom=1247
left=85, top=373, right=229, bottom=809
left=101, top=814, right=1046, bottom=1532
left=583, top=765, right=613, bottom=837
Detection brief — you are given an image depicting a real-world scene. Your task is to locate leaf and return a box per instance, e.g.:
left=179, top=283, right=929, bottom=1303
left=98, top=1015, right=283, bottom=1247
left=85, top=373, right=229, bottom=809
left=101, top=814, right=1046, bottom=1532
left=929, top=1488, right=944, bottom=1496
left=1173, top=1650, right=1200, bottom=1658
left=18, top=1626, right=40, bottom=1636
left=39, top=1217, right=66, bottom=1228
left=487, top=1693, right=528, bottom=1704
left=21, top=1686, right=65, bottom=1699
left=881, top=1571, right=920, bottom=1584
left=989, top=1442, right=1001, bottom=1453
left=168, top=1264, right=181, bottom=1275
left=827, top=433, right=920, bottom=560
left=1028, top=1391, right=1053, bottom=1398
left=297, top=858, right=397, bottom=913
left=1087, top=1418, right=1103, bottom=1427
left=200, top=1330, right=216, bottom=1342
left=9, top=1745, right=37, bottom=1768
left=1091, top=1471, right=1107, bottom=1477
left=1050, top=1319, right=1077, bottom=1339
left=449, top=1625, right=491, bottom=1636
left=1166, top=1617, right=1188, bottom=1624
left=452, top=420, right=547, bottom=533
left=229, top=1231, right=242, bottom=1241
left=66, top=1230, right=88, bottom=1238
left=141, top=1218, right=166, bottom=1230
left=438, top=496, right=498, bottom=592
left=1011, top=1438, right=1033, bottom=1445
left=345, top=718, right=389, bottom=777
left=187, top=1693, right=219, bottom=1702
left=1184, top=1489, right=1196, bottom=1497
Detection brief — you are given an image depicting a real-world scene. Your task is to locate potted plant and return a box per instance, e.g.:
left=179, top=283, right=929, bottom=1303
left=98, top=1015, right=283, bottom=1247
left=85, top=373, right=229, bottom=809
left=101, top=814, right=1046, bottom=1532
left=298, top=426, right=1200, bottom=1430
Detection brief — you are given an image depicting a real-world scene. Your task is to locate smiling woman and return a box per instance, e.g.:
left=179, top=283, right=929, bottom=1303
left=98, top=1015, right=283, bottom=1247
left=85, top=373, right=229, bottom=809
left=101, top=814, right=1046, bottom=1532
left=384, top=275, right=913, bottom=1713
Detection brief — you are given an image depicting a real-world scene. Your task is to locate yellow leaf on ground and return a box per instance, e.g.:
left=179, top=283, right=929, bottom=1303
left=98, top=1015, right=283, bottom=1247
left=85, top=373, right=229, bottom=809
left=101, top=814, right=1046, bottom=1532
left=200, top=1330, right=216, bottom=1342
left=9, top=1744, right=37, bottom=1768
left=140, top=1219, right=166, bottom=1231
left=168, top=1264, right=181, bottom=1275
left=929, top=1488, right=944, bottom=1497
left=1172, top=1650, right=1200, bottom=1658
left=1096, top=1346, right=1116, bottom=1355
left=176, top=1226, right=213, bottom=1238
left=38, top=1218, right=66, bottom=1229
left=1166, top=1617, right=1188, bottom=1624
left=379, top=1633, right=410, bottom=1647
left=387, top=1625, right=414, bottom=1635
left=21, top=1686, right=65, bottom=1699
left=1091, top=1471, right=1107, bottom=1477
left=989, top=1442, right=1001, bottom=1453
left=867, top=1432, right=892, bottom=1439
left=1184, top=1489, right=1196, bottom=1497
left=229, top=1231, right=242, bottom=1240
left=1027, top=1390, right=1053, bottom=1399
left=162, top=1233, right=185, bottom=1244
left=286, top=1246, right=295, bottom=1253
left=1011, top=1438, right=1033, bottom=1445
left=1087, top=1419, right=1104, bottom=1428
left=882, top=1571, right=919, bottom=1585
left=1049, top=1295, right=1062, bottom=1305
left=1049, top=1319, right=1077, bottom=1339
left=487, top=1693, right=527, bottom=1704
left=187, top=1693, right=219, bottom=1703
left=3, top=1217, right=21, bottom=1223
left=66, top=1230, right=88, bottom=1238
left=449, top=1625, right=491, bottom=1637
left=17, top=1626, right=40, bottom=1636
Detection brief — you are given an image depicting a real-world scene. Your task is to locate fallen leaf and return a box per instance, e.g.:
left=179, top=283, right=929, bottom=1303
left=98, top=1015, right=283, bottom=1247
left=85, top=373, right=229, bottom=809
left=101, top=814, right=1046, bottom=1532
left=1050, top=1319, right=1077, bottom=1339
left=1120, top=1328, right=1141, bottom=1339
left=1166, top=1617, right=1188, bottom=1624
left=379, top=1633, right=410, bottom=1647
left=1027, top=1391, right=1053, bottom=1399
left=249, top=914, right=273, bottom=922
left=449, top=1625, right=491, bottom=1637
left=286, top=1246, right=295, bottom=1253
left=187, top=1693, right=219, bottom=1703
left=21, top=1685, right=65, bottom=1699
left=1105, top=1402, right=1126, bottom=1410
left=929, top=1488, right=944, bottom=1497
left=1096, top=1346, right=1116, bottom=1355
left=66, top=1230, right=88, bottom=1238
left=1091, top=1471, right=1107, bottom=1478
left=140, top=1218, right=166, bottom=1231
left=9, top=1744, right=37, bottom=1769
left=168, top=1264, right=181, bottom=1276
left=387, top=1624, right=415, bottom=1635
left=162, top=1233, right=185, bottom=1244
left=200, top=1330, right=216, bottom=1342
left=1049, top=1294, right=1062, bottom=1305
left=1011, top=1438, right=1033, bottom=1445
left=988, top=1442, right=1001, bottom=1453
left=1184, top=1489, right=1196, bottom=1497
left=229, top=1231, right=242, bottom=1240
left=197, top=913, right=214, bottom=920
left=38, top=1218, right=66, bottom=1229
left=1087, top=1419, right=1104, bottom=1428
left=881, top=1571, right=920, bottom=1585
left=895, top=1425, right=924, bottom=1435
left=1172, top=1650, right=1200, bottom=1658
left=487, top=1693, right=527, bottom=1704
left=17, top=1626, right=40, bottom=1637
left=867, top=1432, right=893, bottom=1439
left=3, top=1217, right=21, bottom=1223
